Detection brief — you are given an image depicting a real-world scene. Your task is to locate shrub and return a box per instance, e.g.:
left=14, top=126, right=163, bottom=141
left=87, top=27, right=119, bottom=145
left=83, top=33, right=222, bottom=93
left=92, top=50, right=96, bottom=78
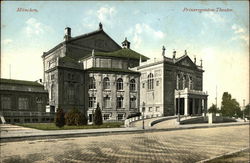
left=65, top=108, right=88, bottom=126
left=94, top=103, right=103, bottom=125
left=55, top=108, right=65, bottom=128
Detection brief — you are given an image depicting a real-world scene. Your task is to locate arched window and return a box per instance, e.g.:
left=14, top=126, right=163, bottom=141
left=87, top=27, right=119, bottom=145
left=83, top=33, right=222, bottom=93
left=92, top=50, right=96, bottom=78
left=117, top=78, right=123, bottom=90
left=130, top=79, right=136, bottom=91
left=147, top=73, right=154, bottom=90
left=89, top=77, right=96, bottom=89
left=103, top=77, right=110, bottom=90
left=68, top=84, right=75, bottom=104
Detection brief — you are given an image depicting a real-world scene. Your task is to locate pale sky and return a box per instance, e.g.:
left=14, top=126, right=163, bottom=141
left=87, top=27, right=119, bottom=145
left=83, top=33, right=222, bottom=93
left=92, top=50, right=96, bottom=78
left=1, top=1, right=249, bottom=107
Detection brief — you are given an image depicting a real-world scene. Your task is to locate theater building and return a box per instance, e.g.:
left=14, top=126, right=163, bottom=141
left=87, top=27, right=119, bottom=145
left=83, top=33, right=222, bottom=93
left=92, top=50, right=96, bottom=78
left=41, top=23, right=208, bottom=122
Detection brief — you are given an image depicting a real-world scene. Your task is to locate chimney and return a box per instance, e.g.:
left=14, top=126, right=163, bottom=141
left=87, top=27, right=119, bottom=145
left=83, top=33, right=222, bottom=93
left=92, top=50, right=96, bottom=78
left=122, top=37, right=130, bottom=49
left=64, top=27, right=71, bottom=41
left=162, top=46, right=166, bottom=57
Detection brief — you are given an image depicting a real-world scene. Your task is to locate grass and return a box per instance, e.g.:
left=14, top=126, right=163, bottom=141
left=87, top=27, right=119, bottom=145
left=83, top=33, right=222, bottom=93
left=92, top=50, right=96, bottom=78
left=206, top=148, right=250, bottom=163
left=17, top=122, right=123, bottom=130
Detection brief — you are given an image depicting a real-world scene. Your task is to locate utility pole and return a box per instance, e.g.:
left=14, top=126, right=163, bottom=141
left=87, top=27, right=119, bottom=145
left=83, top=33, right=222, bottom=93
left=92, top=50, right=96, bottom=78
left=215, top=85, right=217, bottom=108
left=243, top=99, right=245, bottom=122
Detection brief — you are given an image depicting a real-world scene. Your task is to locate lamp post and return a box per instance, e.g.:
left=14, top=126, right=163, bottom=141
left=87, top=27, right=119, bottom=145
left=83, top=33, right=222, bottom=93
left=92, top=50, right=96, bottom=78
left=243, top=99, right=246, bottom=122
left=142, top=102, right=145, bottom=130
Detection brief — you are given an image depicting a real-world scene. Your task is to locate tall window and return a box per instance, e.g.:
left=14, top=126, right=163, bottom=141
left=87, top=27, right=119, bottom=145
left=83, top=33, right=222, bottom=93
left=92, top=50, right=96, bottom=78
left=189, top=76, right=193, bottom=89
left=176, top=74, right=180, bottom=89
left=89, top=77, right=96, bottom=89
left=117, top=96, right=123, bottom=108
left=1, top=96, right=11, bottom=110
left=183, top=75, right=186, bottom=89
left=89, top=97, right=96, bottom=108
left=130, top=96, right=136, bottom=108
left=69, top=84, right=75, bottom=104
left=147, top=73, right=154, bottom=90
left=130, top=79, right=136, bottom=91
left=51, top=84, right=55, bottom=100
left=18, top=97, right=29, bottom=110
left=103, top=77, right=110, bottom=90
left=104, top=96, right=111, bottom=108
left=117, top=78, right=123, bottom=90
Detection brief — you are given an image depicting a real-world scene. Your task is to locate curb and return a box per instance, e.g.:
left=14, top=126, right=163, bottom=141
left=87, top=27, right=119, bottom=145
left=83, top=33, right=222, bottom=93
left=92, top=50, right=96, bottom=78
left=196, top=147, right=250, bottom=163
left=0, top=122, right=248, bottom=143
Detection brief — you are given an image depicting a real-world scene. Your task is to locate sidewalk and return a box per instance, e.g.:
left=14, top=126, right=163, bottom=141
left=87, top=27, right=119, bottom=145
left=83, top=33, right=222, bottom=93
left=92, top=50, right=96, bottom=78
left=0, top=121, right=249, bottom=142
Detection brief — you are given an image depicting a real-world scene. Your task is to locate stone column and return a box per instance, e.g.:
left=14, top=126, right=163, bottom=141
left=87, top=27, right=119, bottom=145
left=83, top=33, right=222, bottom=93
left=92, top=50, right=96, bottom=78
left=184, top=96, right=188, bottom=115
left=174, top=96, right=176, bottom=115
left=192, top=98, right=195, bottom=115
left=204, top=98, right=208, bottom=114
left=96, top=74, right=103, bottom=108
left=198, top=99, right=201, bottom=115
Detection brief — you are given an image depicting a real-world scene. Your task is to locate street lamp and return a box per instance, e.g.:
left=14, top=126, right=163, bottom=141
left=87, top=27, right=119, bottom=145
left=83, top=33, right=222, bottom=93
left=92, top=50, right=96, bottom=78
left=243, top=99, right=246, bottom=122
left=142, top=102, right=145, bottom=129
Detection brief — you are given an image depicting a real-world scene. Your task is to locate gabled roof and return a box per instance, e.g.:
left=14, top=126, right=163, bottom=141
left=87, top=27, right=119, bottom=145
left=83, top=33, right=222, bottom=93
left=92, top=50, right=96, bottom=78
left=42, top=28, right=122, bottom=57
left=175, top=54, right=199, bottom=69
left=0, top=78, right=44, bottom=87
left=79, top=48, right=149, bottom=61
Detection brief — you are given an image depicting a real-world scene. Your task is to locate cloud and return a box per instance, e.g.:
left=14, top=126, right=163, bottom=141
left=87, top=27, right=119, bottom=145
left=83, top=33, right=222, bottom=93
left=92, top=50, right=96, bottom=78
left=203, top=12, right=225, bottom=23
left=2, top=39, right=13, bottom=45
left=127, top=23, right=165, bottom=49
left=24, top=18, right=52, bottom=37
left=231, top=24, right=249, bottom=45
left=97, top=6, right=117, bottom=23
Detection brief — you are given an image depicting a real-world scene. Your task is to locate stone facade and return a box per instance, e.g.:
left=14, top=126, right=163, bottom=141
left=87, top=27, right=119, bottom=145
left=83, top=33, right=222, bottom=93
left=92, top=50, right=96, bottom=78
left=42, top=24, right=208, bottom=122
left=137, top=50, right=208, bottom=117
left=0, top=79, right=51, bottom=123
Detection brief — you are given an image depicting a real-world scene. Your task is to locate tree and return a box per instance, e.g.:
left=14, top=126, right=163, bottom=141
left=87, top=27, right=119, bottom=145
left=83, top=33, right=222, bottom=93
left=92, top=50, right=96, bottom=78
left=65, top=108, right=88, bottom=126
left=221, top=92, right=242, bottom=118
left=244, top=104, right=250, bottom=119
left=94, top=103, right=103, bottom=125
left=55, top=108, right=65, bottom=128
left=208, top=104, right=219, bottom=113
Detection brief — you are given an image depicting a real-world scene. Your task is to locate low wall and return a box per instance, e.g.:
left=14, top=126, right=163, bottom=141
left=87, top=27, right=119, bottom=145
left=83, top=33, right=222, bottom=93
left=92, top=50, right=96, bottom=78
left=180, top=115, right=237, bottom=125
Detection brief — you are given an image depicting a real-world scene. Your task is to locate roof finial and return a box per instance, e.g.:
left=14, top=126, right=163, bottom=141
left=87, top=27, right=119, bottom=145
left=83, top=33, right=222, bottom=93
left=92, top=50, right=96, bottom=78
left=99, top=22, right=103, bottom=30
left=200, top=59, right=203, bottom=67
left=92, top=49, right=95, bottom=57
left=194, top=55, right=196, bottom=64
left=162, top=46, right=166, bottom=56
left=185, top=50, right=187, bottom=55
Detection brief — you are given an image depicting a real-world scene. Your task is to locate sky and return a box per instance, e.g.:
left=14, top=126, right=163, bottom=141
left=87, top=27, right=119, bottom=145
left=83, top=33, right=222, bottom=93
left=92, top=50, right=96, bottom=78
left=1, top=1, right=249, bottom=107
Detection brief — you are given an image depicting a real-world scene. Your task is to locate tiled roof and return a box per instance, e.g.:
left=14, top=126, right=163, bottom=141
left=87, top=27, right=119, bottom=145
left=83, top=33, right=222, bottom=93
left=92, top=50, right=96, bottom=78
left=80, top=48, right=149, bottom=61
left=0, top=78, right=43, bottom=87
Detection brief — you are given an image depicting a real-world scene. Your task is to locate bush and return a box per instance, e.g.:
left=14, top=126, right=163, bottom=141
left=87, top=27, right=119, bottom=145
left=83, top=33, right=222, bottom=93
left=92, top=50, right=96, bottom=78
left=65, top=108, right=88, bottom=126
left=55, top=108, right=65, bottom=128
left=94, top=103, right=103, bottom=125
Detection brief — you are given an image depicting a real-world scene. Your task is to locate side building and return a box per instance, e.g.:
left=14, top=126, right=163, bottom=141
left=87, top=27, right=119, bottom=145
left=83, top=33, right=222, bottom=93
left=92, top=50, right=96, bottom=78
left=0, top=78, right=51, bottom=123
left=137, top=49, right=208, bottom=118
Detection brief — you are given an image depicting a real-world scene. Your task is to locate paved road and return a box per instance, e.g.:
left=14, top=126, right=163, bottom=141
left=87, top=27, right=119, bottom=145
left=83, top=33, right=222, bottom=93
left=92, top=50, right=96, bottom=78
left=1, top=125, right=249, bottom=163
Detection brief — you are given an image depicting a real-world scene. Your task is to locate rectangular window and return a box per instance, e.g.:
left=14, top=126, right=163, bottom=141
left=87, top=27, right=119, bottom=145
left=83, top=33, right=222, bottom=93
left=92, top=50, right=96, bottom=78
left=148, top=107, right=153, bottom=112
left=155, top=107, right=160, bottom=112
left=118, top=114, right=124, bottom=120
left=18, top=97, right=29, bottom=110
left=1, top=96, right=11, bottom=110
left=117, top=97, right=123, bottom=108
left=156, top=81, right=159, bottom=86
left=103, top=114, right=110, bottom=120
left=130, top=97, right=136, bottom=109
left=51, top=74, right=55, bottom=80
left=88, top=97, right=96, bottom=108
left=104, top=96, right=111, bottom=108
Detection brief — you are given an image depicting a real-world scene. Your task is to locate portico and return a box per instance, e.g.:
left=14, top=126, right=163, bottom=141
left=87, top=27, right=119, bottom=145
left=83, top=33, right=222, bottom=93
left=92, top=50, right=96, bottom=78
left=174, top=88, right=208, bottom=116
